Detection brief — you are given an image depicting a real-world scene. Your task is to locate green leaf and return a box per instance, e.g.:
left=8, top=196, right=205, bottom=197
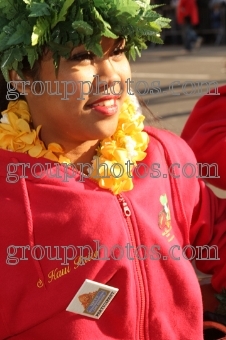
left=129, top=45, right=136, bottom=61
left=72, top=21, right=93, bottom=35
left=113, top=0, right=139, bottom=16
left=0, top=17, right=8, bottom=28
left=149, top=4, right=164, bottom=10
left=90, top=44, right=103, bottom=57
left=28, top=2, right=51, bottom=17
left=85, top=37, right=103, bottom=57
left=1, top=49, right=16, bottom=68
left=134, top=45, right=141, bottom=57
left=7, top=21, right=31, bottom=46
left=0, top=0, right=171, bottom=77
left=150, top=35, right=163, bottom=44
left=155, top=17, right=171, bottom=29
left=137, top=0, right=150, bottom=7
left=145, top=10, right=160, bottom=21
left=1, top=65, right=10, bottom=82
left=55, top=0, right=74, bottom=28
left=148, top=22, right=162, bottom=32
left=3, top=24, right=14, bottom=36
left=31, top=17, right=51, bottom=46
left=0, top=0, right=20, bottom=20
left=74, top=8, right=83, bottom=22
left=0, top=47, right=23, bottom=77
left=0, top=32, right=10, bottom=52
left=26, top=47, right=38, bottom=68
left=93, top=0, right=106, bottom=7
left=12, top=60, right=18, bottom=70
left=102, top=27, right=118, bottom=39
left=48, top=41, right=72, bottom=58
left=53, top=51, right=60, bottom=72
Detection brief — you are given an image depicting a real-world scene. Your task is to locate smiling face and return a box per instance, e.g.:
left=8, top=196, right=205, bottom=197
left=22, top=37, right=131, bottom=162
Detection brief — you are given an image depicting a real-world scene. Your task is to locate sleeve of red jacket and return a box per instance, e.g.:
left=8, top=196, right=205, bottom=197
left=181, top=86, right=226, bottom=190
left=188, top=176, right=226, bottom=293
left=179, top=139, right=226, bottom=292
left=162, top=130, right=226, bottom=293
left=151, top=128, right=226, bottom=293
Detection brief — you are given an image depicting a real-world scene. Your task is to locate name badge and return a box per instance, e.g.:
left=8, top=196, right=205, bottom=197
left=66, top=279, right=119, bottom=319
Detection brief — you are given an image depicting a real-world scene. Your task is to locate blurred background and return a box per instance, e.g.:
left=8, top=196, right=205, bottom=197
left=131, top=0, right=226, bottom=135
left=131, top=1, right=226, bottom=283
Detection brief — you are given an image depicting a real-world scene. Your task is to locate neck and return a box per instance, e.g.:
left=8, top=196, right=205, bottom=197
left=63, top=140, right=99, bottom=165
left=38, top=126, right=100, bottom=165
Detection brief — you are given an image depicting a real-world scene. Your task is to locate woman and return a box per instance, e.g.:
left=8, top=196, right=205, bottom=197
left=0, top=1, right=225, bottom=339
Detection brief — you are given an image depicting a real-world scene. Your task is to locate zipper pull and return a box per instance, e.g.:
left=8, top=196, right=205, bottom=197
left=117, top=194, right=131, bottom=217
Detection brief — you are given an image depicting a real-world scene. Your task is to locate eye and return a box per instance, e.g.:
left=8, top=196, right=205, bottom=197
left=68, top=51, right=94, bottom=62
left=112, top=46, right=128, bottom=56
left=112, top=46, right=128, bottom=60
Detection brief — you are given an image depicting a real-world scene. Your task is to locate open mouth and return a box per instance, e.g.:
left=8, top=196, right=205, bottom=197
left=87, top=96, right=121, bottom=116
left=92, top=99, right=115, bottom=107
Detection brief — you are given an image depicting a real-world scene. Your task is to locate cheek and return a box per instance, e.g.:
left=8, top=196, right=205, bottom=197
left=57, top=67, right=95, bottom=101
left=119, top=60, right=131, bottom=86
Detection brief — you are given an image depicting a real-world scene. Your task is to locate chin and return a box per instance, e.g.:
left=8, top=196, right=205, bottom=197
left=92, top=119, right=118, bottom=139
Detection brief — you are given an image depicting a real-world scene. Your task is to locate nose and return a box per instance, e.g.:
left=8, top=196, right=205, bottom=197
left=92, top=59, right=123, bottom=96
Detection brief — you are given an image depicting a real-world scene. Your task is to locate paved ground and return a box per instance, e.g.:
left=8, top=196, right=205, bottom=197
left=130, top=45, right=226, bottom=135
left=131, top=45, right=226, bottom=281
left=131, top=45, right=226, bottom=202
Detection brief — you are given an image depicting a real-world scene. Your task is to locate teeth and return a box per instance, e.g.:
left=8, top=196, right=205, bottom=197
left=93, top=99, right=115, bottom=107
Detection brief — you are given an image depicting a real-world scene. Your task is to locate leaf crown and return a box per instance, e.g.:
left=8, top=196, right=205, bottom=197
left=0, top=0, right=170, bottom=81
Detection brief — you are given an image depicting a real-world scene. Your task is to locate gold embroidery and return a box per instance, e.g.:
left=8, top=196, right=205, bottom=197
left=37, top=249, right=99, bottom=288
left=48, top=265, right=71, bottom=283
left=158, top=194, right=175, bottom=242
left=74, top=250, right=99, bottom=270
left=37, top=279, right=44, bottom=288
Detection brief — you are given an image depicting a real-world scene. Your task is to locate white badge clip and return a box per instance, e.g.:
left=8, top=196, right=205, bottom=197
left=66, top=279, right=119, bottom=319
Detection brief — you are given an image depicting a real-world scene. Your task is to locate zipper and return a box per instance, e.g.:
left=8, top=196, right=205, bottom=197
left=117, top=194, right=146, bottom=340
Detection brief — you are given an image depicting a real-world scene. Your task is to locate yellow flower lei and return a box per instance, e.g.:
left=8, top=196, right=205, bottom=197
left=0, top=96, right=149, bottom=194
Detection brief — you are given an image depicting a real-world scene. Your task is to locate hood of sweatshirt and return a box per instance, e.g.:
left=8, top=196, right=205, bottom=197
left=1, top=126, right=226, bottom=339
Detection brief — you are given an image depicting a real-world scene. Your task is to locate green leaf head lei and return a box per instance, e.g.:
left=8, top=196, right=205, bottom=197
left=0, top=0, right=170, bottom=82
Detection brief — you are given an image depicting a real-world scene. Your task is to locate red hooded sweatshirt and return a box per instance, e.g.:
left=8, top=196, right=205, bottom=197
left=0, top=127, right=226, bottom=340
left=181, top=85, right=226, bottom=190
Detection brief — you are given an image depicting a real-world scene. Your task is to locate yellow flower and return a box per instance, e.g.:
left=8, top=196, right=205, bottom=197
left=91, top=95, right=149, bottom=194
left=2, top=100, right=31, bottom=122
left=0, top=96, right=149, bottom=195
left=0, top=100, right=65, bottom=160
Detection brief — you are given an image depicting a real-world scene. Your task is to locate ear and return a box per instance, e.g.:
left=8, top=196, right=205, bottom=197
left=9, top=70, right=31, bottom=96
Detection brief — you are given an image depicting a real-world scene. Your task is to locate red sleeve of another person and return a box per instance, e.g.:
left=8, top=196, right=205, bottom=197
left=181, top=85, right=226, bottom=190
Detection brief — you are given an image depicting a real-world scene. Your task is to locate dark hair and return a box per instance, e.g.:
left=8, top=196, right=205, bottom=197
left=0, top=56, right=41, bottom=114
left=0, top=72, right=8, bottom=113
left=137, top=96, right=160, bottom=127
